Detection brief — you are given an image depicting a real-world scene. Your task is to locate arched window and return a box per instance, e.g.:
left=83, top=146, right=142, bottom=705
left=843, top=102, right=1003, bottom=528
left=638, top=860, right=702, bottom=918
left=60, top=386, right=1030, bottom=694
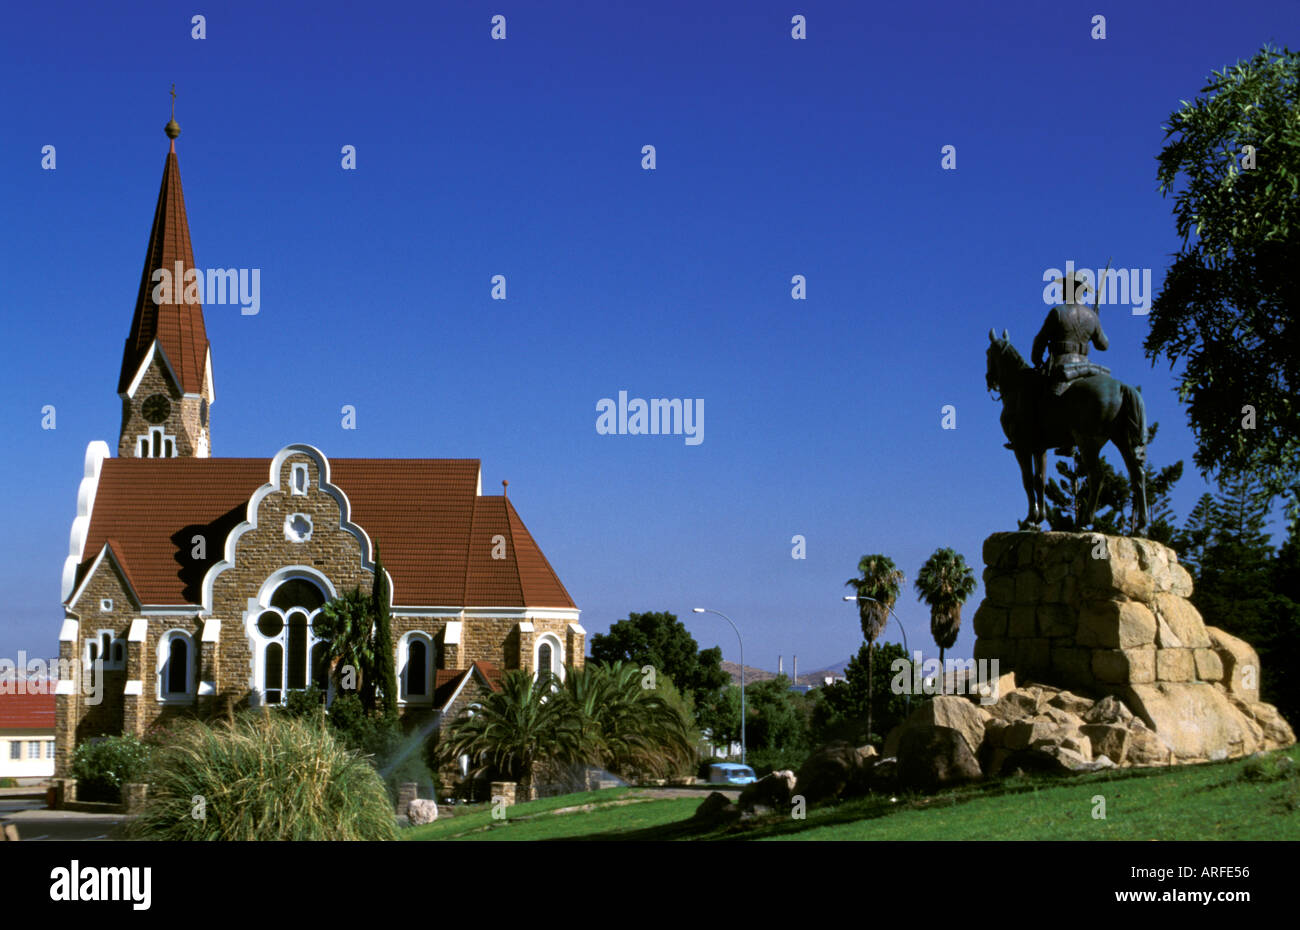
left=399, top=632, right=433, bottom=704
left=251, top=575, right=330, bottom=706
left=533, top=634, right=564, bottom=685
left=157, top=630, right=195, bottom=702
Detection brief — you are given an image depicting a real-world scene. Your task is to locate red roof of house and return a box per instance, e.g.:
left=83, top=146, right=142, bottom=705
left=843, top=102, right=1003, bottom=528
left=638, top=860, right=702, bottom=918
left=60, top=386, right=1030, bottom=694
left=0, top=691, right=56, bottom=730
left=70, top=457, right=576, bottom=610
left=117, top=139, right=210, bottom=396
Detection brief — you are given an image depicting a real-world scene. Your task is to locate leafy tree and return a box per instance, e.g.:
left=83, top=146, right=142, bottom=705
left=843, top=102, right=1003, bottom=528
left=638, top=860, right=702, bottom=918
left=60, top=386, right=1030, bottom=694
left=696, top=683, right=742, bottom=756
left=914, top=548, right=977, bottom=668
left=1267, top=523, right=1300, bottom=721
left=589, top=611, right=729, bottom=717
left=440, top=669, right=584, bottom=794
left=1044, top=423, right=1185, bottom=541
left=315, top=587, right=375, bottom=706
left=1145, top=46, right=1300, bottom=495
left=1192, top=470, right=1278, bottom=644
left=371, top=546, right=398, bottom=722
left=844, top=554, right=904, bottom=741
left=1170, top=492, right=1217, bottom=577
left=561, top=661, right=696, bottom=781
left=812, top=641, right=916, bottom=746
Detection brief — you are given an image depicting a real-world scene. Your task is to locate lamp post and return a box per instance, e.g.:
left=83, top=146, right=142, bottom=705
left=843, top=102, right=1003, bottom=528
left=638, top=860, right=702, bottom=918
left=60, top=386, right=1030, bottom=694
left=843, top=595, right=912, bottom=712
left=692, top=607, right=746, bottom=766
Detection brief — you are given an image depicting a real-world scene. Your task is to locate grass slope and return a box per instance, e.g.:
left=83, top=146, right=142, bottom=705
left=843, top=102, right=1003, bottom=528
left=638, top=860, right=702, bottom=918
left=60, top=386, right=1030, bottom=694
left=405, top=746, right=1300, bottom=842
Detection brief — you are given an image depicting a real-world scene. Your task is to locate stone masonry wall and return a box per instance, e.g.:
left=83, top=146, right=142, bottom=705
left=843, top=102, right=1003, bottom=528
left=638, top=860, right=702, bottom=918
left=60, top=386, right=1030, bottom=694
left=971, top=532, right=1293, bottom=763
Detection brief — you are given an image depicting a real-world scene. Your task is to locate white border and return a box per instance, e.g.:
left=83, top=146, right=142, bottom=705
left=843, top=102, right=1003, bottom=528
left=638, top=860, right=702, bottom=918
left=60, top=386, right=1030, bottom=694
left=61, top=441, right=110, bottom=602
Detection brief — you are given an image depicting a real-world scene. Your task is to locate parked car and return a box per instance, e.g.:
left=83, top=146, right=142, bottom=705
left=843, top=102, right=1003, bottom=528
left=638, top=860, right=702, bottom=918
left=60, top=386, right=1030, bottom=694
left=707, top=763, right=757, bottom=786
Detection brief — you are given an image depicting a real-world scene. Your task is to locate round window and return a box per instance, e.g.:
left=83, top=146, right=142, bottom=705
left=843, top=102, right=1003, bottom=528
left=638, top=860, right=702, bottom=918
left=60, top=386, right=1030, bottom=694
left=257, top=611, right=283, bottom=637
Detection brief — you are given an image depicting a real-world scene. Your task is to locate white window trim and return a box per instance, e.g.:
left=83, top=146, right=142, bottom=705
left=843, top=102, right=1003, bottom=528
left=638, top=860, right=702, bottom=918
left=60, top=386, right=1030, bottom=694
left=86, top=630, right=125, bottom=671
left=135, top=426, right=178, bottom=458
left=246, top=572, right=334, bottom=707
left=291, top=462, right=310, bottom=495
left=533, top=633, right=565, bottom=684
left=157, top=629, right=196, bottom=704
left=398, top=631, right=434, bottom=705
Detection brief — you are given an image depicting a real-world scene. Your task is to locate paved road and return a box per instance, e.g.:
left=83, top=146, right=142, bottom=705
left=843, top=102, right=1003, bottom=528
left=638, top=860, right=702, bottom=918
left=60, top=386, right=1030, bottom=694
left=0, top=801, right=128, bottom=841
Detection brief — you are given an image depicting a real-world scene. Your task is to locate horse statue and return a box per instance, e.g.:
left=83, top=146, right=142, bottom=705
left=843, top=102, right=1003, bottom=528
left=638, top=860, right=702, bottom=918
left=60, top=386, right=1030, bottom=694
left=985, top=328, right=1149, bottom=534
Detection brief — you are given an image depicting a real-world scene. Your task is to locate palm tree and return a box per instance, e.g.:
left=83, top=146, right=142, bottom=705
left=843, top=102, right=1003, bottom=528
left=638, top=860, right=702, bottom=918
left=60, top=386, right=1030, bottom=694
left=914, top=548, right=978, bottom=683
left=314, top=587, right=375, bottom=704
left=441, top=670, right=585, bottom=796
left=845, top=554, right=904, bottom=743
left=563, top=662, right=695, bottom=781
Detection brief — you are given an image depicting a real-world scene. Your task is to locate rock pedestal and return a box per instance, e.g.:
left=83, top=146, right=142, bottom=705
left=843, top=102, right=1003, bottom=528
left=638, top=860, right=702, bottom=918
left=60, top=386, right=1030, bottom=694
left=971, top=532, right=1293, bottom=764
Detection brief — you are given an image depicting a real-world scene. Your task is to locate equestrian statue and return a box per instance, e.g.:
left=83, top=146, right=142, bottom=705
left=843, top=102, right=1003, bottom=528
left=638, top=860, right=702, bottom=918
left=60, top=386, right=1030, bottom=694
left=985, top=269, right=1149, bottom=534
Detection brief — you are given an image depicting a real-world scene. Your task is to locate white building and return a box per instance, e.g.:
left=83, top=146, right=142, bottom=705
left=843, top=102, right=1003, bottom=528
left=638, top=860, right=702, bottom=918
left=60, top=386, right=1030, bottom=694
left=0, top=689, right=56, bottom=781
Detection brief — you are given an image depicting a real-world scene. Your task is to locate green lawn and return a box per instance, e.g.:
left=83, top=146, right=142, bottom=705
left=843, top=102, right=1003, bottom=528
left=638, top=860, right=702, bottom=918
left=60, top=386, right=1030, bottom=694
left=404, top=745, right=1300, bottom=841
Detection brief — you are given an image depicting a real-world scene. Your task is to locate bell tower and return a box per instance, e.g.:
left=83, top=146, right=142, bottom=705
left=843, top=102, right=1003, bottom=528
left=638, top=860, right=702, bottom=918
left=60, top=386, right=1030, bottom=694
left=118, top=89, right=214, bottom=458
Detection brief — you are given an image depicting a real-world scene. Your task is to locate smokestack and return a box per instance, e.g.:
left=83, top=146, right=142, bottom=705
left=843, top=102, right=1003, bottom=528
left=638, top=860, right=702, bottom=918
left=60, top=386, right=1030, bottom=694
left=793, top=654, right=798, bottom=684
left=778, top=655, right=784, bottom=677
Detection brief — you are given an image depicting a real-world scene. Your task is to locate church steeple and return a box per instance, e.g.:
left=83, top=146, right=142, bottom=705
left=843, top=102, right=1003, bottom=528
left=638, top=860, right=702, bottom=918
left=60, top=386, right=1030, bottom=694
left=118, top=90, right=214, bottom=459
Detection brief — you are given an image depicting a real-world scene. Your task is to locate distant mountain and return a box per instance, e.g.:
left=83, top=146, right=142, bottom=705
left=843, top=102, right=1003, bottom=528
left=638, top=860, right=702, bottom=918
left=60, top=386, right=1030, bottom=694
left=721, top=660, right=848, bottom=688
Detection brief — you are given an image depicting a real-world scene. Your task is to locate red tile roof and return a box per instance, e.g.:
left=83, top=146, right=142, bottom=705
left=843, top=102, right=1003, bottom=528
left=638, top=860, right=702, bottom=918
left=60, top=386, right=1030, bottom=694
left=0, top=691, right=56, bottom=730
left=117, top=142, right=210, bottom=396
left=70, top=457, right=576, bottom=610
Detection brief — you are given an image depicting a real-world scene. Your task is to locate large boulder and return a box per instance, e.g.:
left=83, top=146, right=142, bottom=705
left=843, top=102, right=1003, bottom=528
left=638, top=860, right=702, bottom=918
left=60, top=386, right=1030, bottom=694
left=693, top=791, right=740, bottom=821
left=1205, top=626, right=1261, bottom=703
left=886, top=694, right=992, bottom=759
left=407, top=799, right=439, bottom=825
left=1120, top=682, right=1262, bottom=762
left=1080, top=723, right=1131, bottom=766
left=896, top=725, right=982, bottom=792
left=738, top=770, right=796, bottom=813
left=795, top=741, right=872, bottom=805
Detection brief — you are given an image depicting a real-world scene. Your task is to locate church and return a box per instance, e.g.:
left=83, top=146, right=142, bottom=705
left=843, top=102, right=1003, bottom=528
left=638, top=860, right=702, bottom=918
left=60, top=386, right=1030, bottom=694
left=53, top=112, right=584, bottom=775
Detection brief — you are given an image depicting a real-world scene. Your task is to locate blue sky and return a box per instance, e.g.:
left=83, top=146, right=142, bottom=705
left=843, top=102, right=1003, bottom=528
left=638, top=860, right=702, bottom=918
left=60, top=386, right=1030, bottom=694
left=1, top=0, right=1296, bottom=673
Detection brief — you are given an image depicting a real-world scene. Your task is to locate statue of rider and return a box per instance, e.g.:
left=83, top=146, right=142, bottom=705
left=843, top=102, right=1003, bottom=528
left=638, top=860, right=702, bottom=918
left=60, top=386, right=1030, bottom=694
left=1032, top=269, right=1111, bottom=455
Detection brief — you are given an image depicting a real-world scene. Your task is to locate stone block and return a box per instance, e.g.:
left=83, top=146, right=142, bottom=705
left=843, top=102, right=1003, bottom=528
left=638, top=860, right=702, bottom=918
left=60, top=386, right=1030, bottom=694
left=972, top=602, right=1008, bottom=638
left=1152, top=593, right=1210, bottom=648
left=1008, top=605, right=1037, bottom=638
left=1121, top=683, right=1261, bottom=762
left=1014, top=571, right=1042, bottom=603
left=1193, top=648, right=1224, bottom=682
left=1049, top=647, right=1094, bottom=690
left=1077, top=599, right=1157, bottom=649
left=1080, top=723, right=1130, bottom=765
left=982, top=534, right=1019, bottom=571
left=1092, top=646, right=1155, bottom=684
left=973, top=637, right=1009, bottom=664
left=1205, top=626, right=1260, bottom=703
left=1047, top=690, right=1095, bottom=716
left=1156, top=648, right=1195, bottom=682
left=1004, top=719, right=1056, bottom=751
left=1037, top=603, right=1074, bottom=637
left=1014, top=638, right=1050, bottom=677
left=983, top=571, right=1015, bottom=607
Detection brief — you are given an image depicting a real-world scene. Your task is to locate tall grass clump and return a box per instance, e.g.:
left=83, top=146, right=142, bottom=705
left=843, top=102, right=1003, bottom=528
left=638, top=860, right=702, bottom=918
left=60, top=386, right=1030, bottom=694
left=129, top=712, right=398, bottom=840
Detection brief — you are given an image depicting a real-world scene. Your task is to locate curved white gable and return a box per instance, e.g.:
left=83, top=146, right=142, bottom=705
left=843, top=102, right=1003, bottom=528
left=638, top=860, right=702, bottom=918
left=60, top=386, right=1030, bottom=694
left=61, top=440, right=111, bottom=602
left=198, top=443, right=376, bottom=613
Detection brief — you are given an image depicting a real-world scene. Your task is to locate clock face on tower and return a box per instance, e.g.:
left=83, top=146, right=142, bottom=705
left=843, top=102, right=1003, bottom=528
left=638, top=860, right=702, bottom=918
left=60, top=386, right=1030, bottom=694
left=142, top=393, right=171, bottom=424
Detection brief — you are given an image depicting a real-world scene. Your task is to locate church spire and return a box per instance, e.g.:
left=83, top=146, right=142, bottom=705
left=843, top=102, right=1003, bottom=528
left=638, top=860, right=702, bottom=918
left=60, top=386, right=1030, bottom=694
left=117, top=89, right=213, bottom=458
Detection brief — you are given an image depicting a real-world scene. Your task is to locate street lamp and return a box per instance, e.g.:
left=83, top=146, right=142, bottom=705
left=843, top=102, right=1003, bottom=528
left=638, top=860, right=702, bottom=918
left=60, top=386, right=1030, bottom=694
left=692, top=607, right=746, bottom=766
left=843, top=595, right=912, bottom=711
left=842, top=595, right=909, bottom=655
